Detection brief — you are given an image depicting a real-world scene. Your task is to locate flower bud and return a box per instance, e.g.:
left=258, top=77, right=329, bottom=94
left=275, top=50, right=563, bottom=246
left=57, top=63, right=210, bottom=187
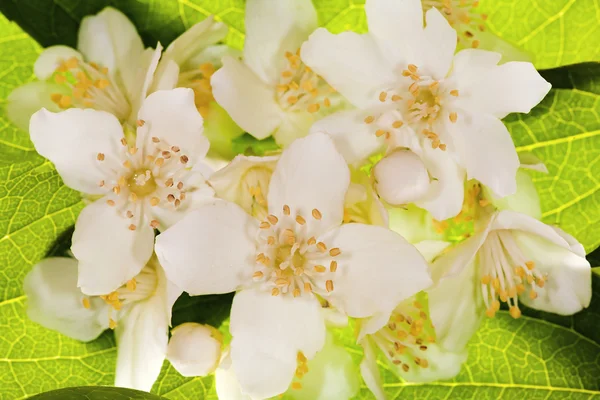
left=374, top=150, right=430, bottom=205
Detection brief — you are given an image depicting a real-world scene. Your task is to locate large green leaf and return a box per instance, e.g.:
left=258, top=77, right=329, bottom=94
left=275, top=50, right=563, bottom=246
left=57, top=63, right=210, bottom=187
left=506, top=63, right=600, bottom=253
left=28, top=386, right=167, bottom=400
left=479, top=0, right=600, bottom=69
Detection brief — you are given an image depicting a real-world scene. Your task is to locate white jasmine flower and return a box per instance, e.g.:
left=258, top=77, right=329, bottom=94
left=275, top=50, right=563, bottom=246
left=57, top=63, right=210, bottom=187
left=29, top=88, right=213, bottom=295
left=301, top=0, right=550, bottom=198
left=215, top=332, right=359, bottom=400
left=23, top=256, right=180, bottom=391
left=8, top=8, right=236, bottom=132
left=211, top=0, right=342, bottom=147
left=9, top=8, right=161, bottom=130
left=343, top=169, right=388, bottom=226
left=155, top=133, right=431, bottom=399
left=358, top=297, right=466, bottom=400
left=428, top=182, right=591, bottom=352
left=166, top=322, right=223, bottom=377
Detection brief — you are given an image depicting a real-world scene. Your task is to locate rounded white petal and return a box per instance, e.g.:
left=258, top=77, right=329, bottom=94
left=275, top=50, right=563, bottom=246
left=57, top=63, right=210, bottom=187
left=420, top=8, right=457, bottom=79
left=163, top=17, right=229, bottom=71
left=428, top=260, right=484, bottom=352
left=244, top=0, right=317, bottom=85
left=364, top=0, right=423, bottom=68
left=452, top=51, right=551, bottom=119
left=229, top=289, right=326, bottom=399
left=78, top=7, right=144, bottom=79
left=211, top=56, right=283, bottom=140
left=273, top=109, right=315, bottom=148
left=515, top=231, right=591, bottom=315
left=491, top=210, right=570, bottom=249
left=114, top=294, right=169, bottom=391
left=167, top=323, right=222, bottom=377
left=23, top=257, right=108, bottom=342
left=215, top=353, right=251, bottom=400
left=29, top=108, right=124, bottom=195
left=155, top=201, right=257, bottom=295
left=415, top=144, right=465, bottom=220
left=34, top=45, right=83, bottom=80
left=301, top=28, right=396, bottom=108
left=449, top=112, right=519, bottom=197
left=267, top=133, right=350, bottom=235
left=374, top=150, right=431, bottom=206
left=487, top=170, right=542, bottom=219
left=309, top=109, right=384, bottom=165
left=414, top=240, right=452, bottom=263
left=393, top=343, right=467, bottom=382
left=136, top=88, right=208, bottom=163
left=551, top=226, right=586, bottom=257
left=72, top=200, right=155, bottom=296
left=7, top=81, right=64, bottom=133
left=323, top=224, right=432, bottom=318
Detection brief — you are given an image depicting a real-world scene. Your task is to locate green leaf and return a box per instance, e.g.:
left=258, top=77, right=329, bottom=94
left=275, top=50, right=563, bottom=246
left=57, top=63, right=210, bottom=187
left=231, top=133, right=280, bottom=157
left=505, top=63, right=600, bottom=253
left=479, top=0, right=600, bottom=69
left=28, top=386, right=167, bottom=400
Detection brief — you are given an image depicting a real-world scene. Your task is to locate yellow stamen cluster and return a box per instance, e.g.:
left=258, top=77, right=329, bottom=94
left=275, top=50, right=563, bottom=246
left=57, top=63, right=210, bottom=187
left=290, top=352, right=309, bottom=390
left=254, top=205, right=341, bottom=298
left=423, top=0, right=488, bottom=49
left=277, top=49, right=334, bottom=114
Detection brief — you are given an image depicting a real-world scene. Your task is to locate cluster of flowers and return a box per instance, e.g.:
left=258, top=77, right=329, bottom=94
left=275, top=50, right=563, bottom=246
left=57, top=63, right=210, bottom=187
left=10, top=0, right=592, bottom=398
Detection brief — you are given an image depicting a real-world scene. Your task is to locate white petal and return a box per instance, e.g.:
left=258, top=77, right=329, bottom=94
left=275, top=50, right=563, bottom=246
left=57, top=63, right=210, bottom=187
left=518, top=152, right=548, bottom=173
left=514, top=230, right=591, bottom=315
left=72, top=200, right=155, bottom=295
left=420, top=8, right=456, bottom=79
left=323, top=224, right=432, bottom=318
left=208, top=154, right=278, bottom=215
left=229, top=289, right=326, bottom=399
left=114, top=294, right=169, bottom=391
left=551, top=226, right=586, bottom=257
left=415, top=144, right=465, bottom=220
left=449, top=112, right=519, bottom=197
left=163, top=17, right=229, bottom=71
left=23, top=257, right=108, bottom=342
left=430, top=229, right=489, bottom=282
left=267, top=133, right=350, bottom=235
left=7, top=81, right=64, bottom=132
left=128, top=45, right=164, bottom=123
left=187, top=44, right=241, bottom=69
left=387, top=205, right=443, bottom=245
left=364, top=0, right=423, bottom=68
left=167, top=323, right=222, bottom=377
left=211, top=56, right=283, bottom=140
left=155, top=201, right=257, bottom=295
left=309, top=109, right=384, bottom=165
left=136, top=88, right=208, bottom=163
left=244, top=0, right=317, bottom=85
left=301, top=28, right=396, bottom=108
left=428, top=260, right=484, bottom=351
left=491, top=210, right=570, bottom=249
left=373, top=150, right=431, bottom=206
left=452, top=52, right=551, bottom=119
left=34, top=45, right=83, bottom=80
left=359, top=338, right=385, bottom=400
left=151, top=59, right=180, bottom=92
left=290, top=333, right=359, bottom=400
left=451, top=49, right=502, bottom=78
left=393, top=343, right=467, bottom=382
left=29, top=108, right=124, bottom=195
left=414, top=240, right=451, bottom=263
left=215, top=353, right=251, bottom=400
left=78, top=7, right=144, bottom=80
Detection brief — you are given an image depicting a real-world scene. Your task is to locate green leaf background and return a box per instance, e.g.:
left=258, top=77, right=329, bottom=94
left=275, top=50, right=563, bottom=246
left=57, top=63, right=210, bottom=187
left=0, top=0, right=598, bottom=399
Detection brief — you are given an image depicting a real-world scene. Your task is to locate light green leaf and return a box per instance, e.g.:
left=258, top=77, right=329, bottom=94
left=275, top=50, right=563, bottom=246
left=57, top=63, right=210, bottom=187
left=505, top=63, right=600, bottom=253
left=29, top=386, right=167, bottom=400
left=479, top=0, right=600, bottom=69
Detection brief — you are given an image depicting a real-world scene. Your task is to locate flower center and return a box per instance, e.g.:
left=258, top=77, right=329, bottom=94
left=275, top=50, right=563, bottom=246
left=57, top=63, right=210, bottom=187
left=422, top=0, right=488, bottom=49
left=240, top=166, right=272, bottom=219
left=364, top=64, right=461, bottom=151
left=479, top=231, right=547, bottom=319
left=82, top=262, right=159, bottom=329
left=370, top=299, right=434, bottom=372
left=96, top=128, right=191, bottom=230
left=178, top=62, right=216, bottom=118
left=277, top=49, right=334, bottom=114
left=50, top=56, right=131, bottom=121
left=252, top=204, right=340, bottom=298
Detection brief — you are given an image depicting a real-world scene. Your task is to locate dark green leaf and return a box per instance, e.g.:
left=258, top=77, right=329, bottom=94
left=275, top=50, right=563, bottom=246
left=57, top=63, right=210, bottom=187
left=28, top=386, right=167, bottom=400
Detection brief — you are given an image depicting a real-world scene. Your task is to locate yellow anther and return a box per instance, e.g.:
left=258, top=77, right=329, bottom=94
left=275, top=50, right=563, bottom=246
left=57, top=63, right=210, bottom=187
left=271, top=288, right=280, bottom=296
left=450, top=89, right=459, bottom=96
left=82, top=298, right=91, bottom=309
left=126, top=278, right=137, bottom=292
left=364, top=115, right=375, bottom=124
left=330, top=260, right=338, bottom=272
left=449, top=112, right=458, bottom=123
left=326, top=280, right=334, bottom=292
left=392, top=120, right=404, bottom=128
left=307, top=103, right=320, bottom=113
left=525, top=261, right=535, bottom=270
left=267, top=215, right=278, bottom=225
left=329, top=248, right=341, bottom=256
left=295, top=216, right=306, bottom=225
left=509, top=306, right=522, bottom=318
left=313, top=265, right=326, bottom=273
